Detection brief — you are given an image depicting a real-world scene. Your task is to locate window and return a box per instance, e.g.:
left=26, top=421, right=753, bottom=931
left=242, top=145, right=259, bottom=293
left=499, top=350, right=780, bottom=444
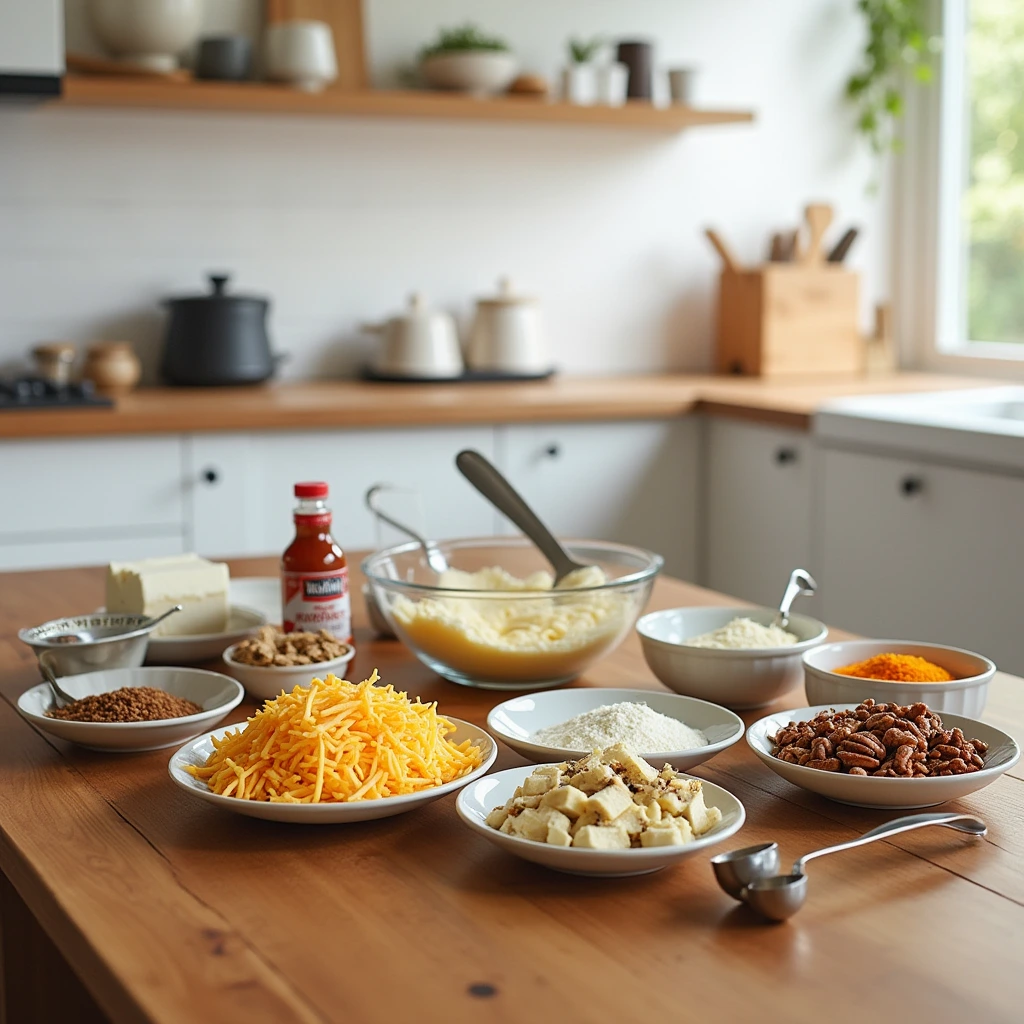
left=930, top=0, right=1024, bottom=365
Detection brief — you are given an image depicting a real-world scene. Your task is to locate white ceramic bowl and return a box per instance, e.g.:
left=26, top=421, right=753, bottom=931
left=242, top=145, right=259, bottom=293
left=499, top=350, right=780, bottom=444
left=637, top=606, right=828, bottom=710
left=803, top=640, right=995, bottom=716
left=486, top=687, right=743, bottom=772
left=88, top=0, right=203, bottom=71
left=222, top=642, right=356, bottom=701
left=456, top=764, right=745, bottom=876
left=17, top=666, right=243, bottom=752
left=420, top=52, right=519, bottom=94
left=146, top=605, right=266, bottom=665
left=168, top=718, right=497, bottom=823
left=747, top=704, right=1020, bottom=809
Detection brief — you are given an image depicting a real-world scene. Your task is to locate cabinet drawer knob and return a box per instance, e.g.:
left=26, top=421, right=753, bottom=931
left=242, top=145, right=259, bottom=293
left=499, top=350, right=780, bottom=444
left=201, top=467, right=220, bottom=485
left=775, top=447, right=798, bottom=465
left=900, top=475, right=924, bottom=497
left=544, top=443, right=561, bottom=459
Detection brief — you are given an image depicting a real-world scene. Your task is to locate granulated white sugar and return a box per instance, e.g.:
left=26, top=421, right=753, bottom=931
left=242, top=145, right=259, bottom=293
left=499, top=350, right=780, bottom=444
left=533, top=701, right=708, bottom=752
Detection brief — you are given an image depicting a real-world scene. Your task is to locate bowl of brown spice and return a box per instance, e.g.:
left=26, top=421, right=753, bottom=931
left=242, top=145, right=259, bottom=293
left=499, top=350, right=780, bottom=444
left=222, top=626, right=355, bottom=700
left=17, top=666, right=243, bottom=752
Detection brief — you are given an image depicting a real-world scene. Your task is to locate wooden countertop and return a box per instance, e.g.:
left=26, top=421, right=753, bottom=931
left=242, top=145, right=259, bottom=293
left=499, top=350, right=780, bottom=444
left=0, top=373, right=998, bottom=439
left=1, top=557, right=1021, bottom=1023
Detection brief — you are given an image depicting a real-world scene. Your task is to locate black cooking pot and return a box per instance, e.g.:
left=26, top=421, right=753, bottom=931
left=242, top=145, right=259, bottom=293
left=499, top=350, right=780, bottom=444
left=161, top=273, right=281, bottom=386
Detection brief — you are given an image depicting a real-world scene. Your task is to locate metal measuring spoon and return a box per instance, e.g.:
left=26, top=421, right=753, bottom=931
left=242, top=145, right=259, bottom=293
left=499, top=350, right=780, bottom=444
left=712, top=813, right=987, bottom=922
left=772, top=568, right=817, bottom=629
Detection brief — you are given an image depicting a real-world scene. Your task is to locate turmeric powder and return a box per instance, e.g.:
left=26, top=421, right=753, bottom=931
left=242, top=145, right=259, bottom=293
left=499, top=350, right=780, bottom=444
left=834, top=653, right=954, bottom=683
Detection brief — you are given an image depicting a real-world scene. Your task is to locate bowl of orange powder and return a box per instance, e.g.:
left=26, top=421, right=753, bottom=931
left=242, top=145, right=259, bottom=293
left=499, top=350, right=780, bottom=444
left=802, top=640, right=995, bottom=716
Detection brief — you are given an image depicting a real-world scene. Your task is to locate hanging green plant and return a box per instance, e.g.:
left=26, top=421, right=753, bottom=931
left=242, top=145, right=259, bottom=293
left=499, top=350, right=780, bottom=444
left=846, top=0, right=942, bottom=153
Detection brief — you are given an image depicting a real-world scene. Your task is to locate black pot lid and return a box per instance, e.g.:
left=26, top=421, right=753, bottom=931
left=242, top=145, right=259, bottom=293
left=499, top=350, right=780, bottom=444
left=165, top=273, right=268, bottom=307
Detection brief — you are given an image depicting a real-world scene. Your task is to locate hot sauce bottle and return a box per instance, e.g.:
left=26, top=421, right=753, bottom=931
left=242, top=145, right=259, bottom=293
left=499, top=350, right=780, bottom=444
left=281, top=482, right=352, bottom=644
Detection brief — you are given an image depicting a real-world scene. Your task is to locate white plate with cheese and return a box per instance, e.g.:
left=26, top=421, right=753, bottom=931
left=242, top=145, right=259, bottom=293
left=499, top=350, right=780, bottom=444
left=168, top=717, right=498, bottom=823
left=457, top=762, right=745, bottom=876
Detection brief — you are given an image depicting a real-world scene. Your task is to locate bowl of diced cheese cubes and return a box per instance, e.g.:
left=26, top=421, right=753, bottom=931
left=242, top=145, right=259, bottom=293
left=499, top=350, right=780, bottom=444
left=455, top=744, right=745, bottom=876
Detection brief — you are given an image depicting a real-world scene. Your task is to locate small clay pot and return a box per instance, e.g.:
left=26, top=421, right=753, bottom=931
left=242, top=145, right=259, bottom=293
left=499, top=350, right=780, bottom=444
left=83, top=342, right=142, bottom=395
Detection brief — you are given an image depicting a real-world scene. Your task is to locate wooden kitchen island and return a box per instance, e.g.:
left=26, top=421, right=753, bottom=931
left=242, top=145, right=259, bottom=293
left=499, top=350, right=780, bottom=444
left=1, top=558, right=1022, bottom=1024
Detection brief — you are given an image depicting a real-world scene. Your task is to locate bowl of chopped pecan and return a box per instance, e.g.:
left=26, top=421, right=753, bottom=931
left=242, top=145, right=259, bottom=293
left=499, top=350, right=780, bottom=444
left=222, top=626, right=355, bottom=700
left=746, top=700, right=1020, bottom=809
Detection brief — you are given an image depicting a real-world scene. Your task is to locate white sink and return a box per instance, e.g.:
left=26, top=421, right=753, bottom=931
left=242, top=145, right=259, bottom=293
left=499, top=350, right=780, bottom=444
left=815, top=387, right=1024, bottom=471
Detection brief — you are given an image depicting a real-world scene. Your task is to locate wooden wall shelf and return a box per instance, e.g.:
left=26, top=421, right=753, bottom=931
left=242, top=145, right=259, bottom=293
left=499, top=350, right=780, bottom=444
left=56, top=77, right=754, bottom=132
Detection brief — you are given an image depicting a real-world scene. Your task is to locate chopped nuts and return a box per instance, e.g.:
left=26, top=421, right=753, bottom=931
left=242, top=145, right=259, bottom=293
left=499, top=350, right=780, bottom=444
left=231, top=626, right=350, bottom=667
left=770, top=699, right=988, bottom=778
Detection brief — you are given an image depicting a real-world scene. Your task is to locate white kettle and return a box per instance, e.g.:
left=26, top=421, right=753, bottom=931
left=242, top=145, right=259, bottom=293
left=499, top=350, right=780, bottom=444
left=365, top=293, right=464, bottom=380
left=467, top=277, right=550, bottom=374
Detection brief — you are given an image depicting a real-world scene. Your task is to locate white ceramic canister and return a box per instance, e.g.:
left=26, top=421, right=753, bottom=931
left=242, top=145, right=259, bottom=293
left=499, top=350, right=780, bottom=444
left=596, top=62, right=629, bottom=106
left=467, top=278, right=549, bottom=374
left=560, top=62, right=598, bottom=105
left=265, top=20, right=338, bottom=92
left=367, top=293, right=463, bottom=379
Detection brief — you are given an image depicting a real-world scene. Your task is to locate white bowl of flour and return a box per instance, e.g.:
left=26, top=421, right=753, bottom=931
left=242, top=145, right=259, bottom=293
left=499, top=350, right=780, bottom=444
left=486, top=687, right=744, bottom=772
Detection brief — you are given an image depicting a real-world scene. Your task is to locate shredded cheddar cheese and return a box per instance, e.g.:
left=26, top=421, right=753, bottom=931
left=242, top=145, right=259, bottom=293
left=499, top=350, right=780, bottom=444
left=185, top=670, right=482, bottom=803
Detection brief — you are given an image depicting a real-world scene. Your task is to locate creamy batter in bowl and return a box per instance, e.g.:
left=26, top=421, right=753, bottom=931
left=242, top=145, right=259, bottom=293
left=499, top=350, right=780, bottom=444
left=362, top=538, right=662, bottom=690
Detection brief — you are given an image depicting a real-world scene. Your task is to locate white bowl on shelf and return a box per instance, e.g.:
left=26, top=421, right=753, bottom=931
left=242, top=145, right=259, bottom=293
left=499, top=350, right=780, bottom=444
left=485, top=687, right=743, bottom=772
left=803, top=640, right=995, bottom=716
left=88, top=0, right=203, bottom=72
left=456, top=764, right=745, bottom=877
left=17, top=666, right=243, bottom=752
left=222, top=642, right=356, bottom=701
left=746, top=703, right=1019, bottom=809
left=168, top=718, right=497, bottom=823
left=420, top=52, right=519, bottom=94
left=637, top=606, right=828, bottom=710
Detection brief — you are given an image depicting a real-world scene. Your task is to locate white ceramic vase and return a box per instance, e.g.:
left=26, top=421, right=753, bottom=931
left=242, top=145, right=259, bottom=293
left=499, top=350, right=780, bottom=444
left=87, top=0, right=203, bottom=72
left=560, top=63, right=598, bottom=105
left=265, top=20, right=338, bottom=92
left=596, top=62, right=629, bottom=106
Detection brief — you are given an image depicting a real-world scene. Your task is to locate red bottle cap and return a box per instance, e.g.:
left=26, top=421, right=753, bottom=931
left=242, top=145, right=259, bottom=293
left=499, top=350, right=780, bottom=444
left=294, top=481, right=329, bottom=498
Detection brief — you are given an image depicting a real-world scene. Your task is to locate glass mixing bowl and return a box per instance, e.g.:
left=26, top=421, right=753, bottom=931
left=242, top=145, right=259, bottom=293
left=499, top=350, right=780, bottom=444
left=362, top=537, right=662, bottom=690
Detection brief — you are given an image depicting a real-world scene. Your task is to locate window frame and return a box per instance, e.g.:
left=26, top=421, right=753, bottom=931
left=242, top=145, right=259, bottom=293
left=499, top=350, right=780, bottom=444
left=901, top=0, right=1024, bottom=377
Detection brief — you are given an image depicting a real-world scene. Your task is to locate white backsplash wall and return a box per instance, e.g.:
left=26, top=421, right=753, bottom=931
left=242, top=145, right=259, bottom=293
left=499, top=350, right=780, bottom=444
left=0, top=0, right=888, bottom=383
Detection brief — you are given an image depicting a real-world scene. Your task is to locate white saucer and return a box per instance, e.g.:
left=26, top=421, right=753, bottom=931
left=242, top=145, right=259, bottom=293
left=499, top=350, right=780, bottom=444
left=146, top=605, right=266, bottom=664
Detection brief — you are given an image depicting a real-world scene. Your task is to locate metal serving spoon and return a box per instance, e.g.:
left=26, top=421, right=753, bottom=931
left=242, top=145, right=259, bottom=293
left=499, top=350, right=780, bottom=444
left=711, top=812, right=987, bottom=922
left=772, top=568, right=817, bottom=629
left=38, top=652, right=79, bottom=708
left=455, top=449, right=593, bottom=586
left=50, top=604, right=183, bottom=643
left=365, top=485, right=449, bottom=575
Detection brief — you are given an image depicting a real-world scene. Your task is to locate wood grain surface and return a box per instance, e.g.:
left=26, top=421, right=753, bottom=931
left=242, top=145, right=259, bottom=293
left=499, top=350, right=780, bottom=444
left=0, top=373, right=997, bottom=440
left=1, top=557, right=1022, bottom=1023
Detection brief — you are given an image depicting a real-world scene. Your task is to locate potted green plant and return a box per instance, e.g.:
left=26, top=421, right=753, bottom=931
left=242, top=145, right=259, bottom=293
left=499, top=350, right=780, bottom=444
left=561, top=36, right=603, bottom=105
left=419, top=24, right=518, bottom=95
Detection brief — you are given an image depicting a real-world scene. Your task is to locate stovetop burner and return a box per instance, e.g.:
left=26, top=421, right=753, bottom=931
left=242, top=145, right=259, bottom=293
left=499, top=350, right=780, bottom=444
left=0, top=376, right=113, bottom=411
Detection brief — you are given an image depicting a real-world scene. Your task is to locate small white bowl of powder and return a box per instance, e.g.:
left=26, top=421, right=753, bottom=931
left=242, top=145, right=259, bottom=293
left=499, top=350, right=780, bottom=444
left=486, top=687, right=745, bottom=772
left=637, top=606, right=828, bottom=710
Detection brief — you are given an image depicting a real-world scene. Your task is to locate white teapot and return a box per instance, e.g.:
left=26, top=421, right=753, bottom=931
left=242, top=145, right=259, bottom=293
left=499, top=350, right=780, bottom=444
left=365, top=293, right=463, bottom=380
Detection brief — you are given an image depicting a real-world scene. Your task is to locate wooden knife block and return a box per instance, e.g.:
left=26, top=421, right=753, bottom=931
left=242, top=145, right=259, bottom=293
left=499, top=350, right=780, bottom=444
left=715, top=263, right=862, bottom=377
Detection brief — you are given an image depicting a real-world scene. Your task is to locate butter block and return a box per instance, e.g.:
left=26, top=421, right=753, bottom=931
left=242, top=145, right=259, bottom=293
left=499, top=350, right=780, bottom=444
left=106, top=553, right=230, bottom=636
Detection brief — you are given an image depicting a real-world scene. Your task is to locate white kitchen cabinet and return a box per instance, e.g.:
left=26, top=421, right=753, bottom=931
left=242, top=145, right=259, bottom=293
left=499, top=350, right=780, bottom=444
left=818, top=447, right=1024, bottom=674
left=187, top=426, right=498, bottom=558
left=703, top=418, right=816, bottom=609
left=0, top=436, right=186, bottom=569
left=496, top=420, right=698, bottom=579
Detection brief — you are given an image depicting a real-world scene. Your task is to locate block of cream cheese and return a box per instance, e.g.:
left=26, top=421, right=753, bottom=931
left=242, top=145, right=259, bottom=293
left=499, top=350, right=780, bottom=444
left=106, top=554, right=230, bottom=637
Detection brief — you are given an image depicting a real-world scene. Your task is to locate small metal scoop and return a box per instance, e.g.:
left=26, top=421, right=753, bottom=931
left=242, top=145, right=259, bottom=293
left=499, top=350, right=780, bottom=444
left=49, top=604, right=183, bottom=644
left=38, top=652, right=79, bottom=708
left=712, top=812, right=987, bottom=922
left=772, top=568, right=817, bottom=629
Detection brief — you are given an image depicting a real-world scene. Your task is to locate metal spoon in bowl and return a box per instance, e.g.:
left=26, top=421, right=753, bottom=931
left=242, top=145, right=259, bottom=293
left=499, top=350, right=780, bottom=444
left=49, top=604, right=183, bottom=644
left=455, top=450, right=594, bottom=586
left=711, top=812, right=987, bottom=922
left=38, top=652, right=79, bottom=708
left=772, top=568, right=817, bottom=630
left=365, top=485, right=449, bottom=575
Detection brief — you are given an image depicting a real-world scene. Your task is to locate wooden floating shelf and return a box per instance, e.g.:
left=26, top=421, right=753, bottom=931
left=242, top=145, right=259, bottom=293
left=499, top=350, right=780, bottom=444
left=56, top=76, right=754, bottom=132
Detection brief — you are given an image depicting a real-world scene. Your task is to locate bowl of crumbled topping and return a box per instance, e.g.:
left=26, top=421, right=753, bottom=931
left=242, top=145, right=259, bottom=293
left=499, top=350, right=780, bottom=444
left=637, top=606, right=828, bottom=710
left=222, top=626, right=355, bottom=700
left=16, top=666, right=243, bottom=752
